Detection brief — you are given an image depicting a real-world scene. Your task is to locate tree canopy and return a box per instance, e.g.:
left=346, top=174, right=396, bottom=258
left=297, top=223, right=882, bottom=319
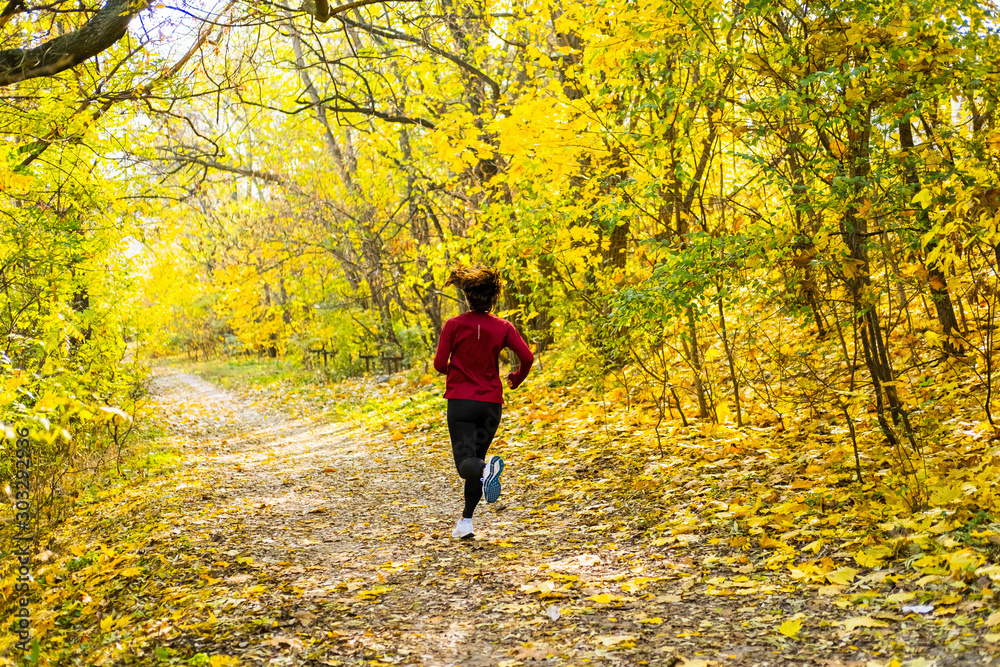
left=6, top=0, right=1000, bottom=662
left=4, top=0, right=1000, bottom=579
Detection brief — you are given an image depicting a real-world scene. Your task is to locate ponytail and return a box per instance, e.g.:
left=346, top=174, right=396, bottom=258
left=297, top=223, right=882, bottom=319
left=446, top=266, right=503, bottom=313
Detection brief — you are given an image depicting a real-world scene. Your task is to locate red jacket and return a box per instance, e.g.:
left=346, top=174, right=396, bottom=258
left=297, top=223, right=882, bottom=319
left=433, top=312, right=534, bottom=403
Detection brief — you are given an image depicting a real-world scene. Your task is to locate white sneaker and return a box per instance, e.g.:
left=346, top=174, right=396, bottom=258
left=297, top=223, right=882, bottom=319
left=483, top=455, right=505, bottom=503
left=452, top=517, right=474, bottom=539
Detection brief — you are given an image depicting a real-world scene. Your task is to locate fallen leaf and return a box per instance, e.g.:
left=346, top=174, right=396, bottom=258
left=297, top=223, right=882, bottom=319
left=263, top=634, right=305, bottom=651
left=886, top=591, right=916, bottom=603
left=292, top=610, right=316, bottom=627
left=514, top=643, right=553, bottom=660
left=777, top=618, right=802, bottom=638
left=842, top=616, right=888, bottom=632
left=594, top=634, right=636, bottom=648
left=760, top=536, right=787, bottom=549
left=826, top=567, right=858, bottom=586
left=679, top=659, right=713, bottom=667
left=358, top=583, right=391, bottom=597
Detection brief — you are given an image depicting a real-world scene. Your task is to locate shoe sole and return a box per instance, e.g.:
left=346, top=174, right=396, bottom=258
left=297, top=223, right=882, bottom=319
left=483, top=457, right=504, bottom=503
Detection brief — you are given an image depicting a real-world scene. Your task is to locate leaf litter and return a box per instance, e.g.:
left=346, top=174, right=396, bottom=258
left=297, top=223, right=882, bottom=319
left=2, top=365, right=999, bottom=666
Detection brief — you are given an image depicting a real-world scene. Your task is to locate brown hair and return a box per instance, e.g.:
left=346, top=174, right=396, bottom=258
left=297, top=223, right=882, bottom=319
left=446, top=266, right=503, bottom=313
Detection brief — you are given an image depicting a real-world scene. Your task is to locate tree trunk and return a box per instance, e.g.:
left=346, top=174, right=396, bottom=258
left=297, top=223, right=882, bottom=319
left=685, top=306, right=710, bottom=419
left=842, top=101, right=916, bottom=457
left=898, top=117, right=961, bottom=354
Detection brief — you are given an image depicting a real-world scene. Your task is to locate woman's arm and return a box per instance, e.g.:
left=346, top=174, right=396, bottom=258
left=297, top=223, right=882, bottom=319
left=433, top=320, right=453, bottom=375
left=505, top=324, right=534, bottom=389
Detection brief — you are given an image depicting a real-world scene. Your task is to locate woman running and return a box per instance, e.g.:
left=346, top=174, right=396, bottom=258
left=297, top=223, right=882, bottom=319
left=433, top=267, right=534, bottom=539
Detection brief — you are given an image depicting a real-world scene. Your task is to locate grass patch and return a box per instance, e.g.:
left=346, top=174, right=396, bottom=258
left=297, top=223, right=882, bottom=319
left=185, top=358, right=297, bottom=388
left=179, top=357, right=333, bottom=392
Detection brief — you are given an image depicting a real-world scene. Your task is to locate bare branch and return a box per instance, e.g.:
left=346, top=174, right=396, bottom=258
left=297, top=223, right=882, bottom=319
left=339, top=15, right=502, bottom=101
left=163, top=0, right=237, bottom=79
left=161, top=154, right=288, bottom=184
left=303, top=0, right=420, bottom=23
left=17, top=3, right=234, bottom=166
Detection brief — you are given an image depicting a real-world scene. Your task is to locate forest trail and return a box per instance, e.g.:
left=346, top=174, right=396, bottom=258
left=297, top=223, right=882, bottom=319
left=140, top=369, right=985, bottom=667
left=148, top=369, right=733, bottom=667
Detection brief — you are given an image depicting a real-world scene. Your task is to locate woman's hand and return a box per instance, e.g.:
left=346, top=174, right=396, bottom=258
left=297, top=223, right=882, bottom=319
left=505, top=373, right=514, bottom=388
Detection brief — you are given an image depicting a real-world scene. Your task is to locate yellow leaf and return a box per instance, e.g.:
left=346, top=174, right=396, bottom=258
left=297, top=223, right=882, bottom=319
left=826, top=567, right=858, bottom=586
left=944, top=549, right=983, bottom=573
left=777, top=618, right=802, bottom=638
left=34, top=391, right=59, bottom=412
left=928, top=520, right=954, bottom=534
left=930, top=484, right=962, bottom=505
left=209, top=657, right=240, bottom=667
left=588, top=593, right=619, bottom=604
left=358, top=585, right=391, bottom=599
left=911, top=188, right=932, bottom=209
left=803, top=538, right=824, bottom=554
left=100, top=615, right=115, bottom=633
left=638, top=617, right=663, bottom=625
left=842, top=259, right=864, bottom=278
left=854, top=546, right=890, bottom=568
left=842, top=616, right=888, bottom=632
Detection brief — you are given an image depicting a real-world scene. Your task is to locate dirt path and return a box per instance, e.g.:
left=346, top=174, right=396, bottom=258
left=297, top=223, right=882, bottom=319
left=144, top=370, right=991, bottom=667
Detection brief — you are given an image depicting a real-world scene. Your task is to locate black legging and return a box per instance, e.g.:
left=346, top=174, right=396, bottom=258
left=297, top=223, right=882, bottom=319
left=447, top=398, right=502, bottom=518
